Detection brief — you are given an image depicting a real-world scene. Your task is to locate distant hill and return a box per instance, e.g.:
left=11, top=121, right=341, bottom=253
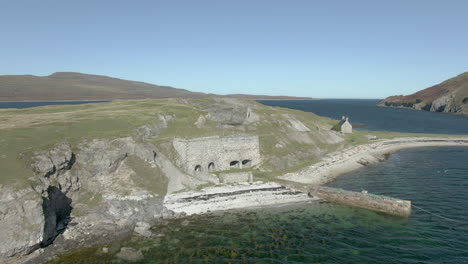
left=379, top=72, right=468, bottom=115
left=226, top=94, right=316, bottom=100
left=0, top=72, right=315, bottom=101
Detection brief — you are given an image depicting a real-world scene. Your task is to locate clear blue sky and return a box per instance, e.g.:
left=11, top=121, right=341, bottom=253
left=1, top=0, right=467, bottom=98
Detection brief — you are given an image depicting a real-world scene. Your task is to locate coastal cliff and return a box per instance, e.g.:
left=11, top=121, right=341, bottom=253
left=0, top=98, right=343, bottom=262
left=379, top=72, right=468, bottom=115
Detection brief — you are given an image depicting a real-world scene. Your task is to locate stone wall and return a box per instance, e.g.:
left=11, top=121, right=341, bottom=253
left=173, top=134, right=261, bottom=174
left=219, top=172, right=253, bottom=184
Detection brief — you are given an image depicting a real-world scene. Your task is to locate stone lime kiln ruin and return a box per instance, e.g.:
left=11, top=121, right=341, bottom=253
left=173, top=134, right=261, bottom=174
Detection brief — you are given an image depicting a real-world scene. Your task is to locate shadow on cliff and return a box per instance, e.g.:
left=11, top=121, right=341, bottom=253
left=40, top=186, right=73, bottom=247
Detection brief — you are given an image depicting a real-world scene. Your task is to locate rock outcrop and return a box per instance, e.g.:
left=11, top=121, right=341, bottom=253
left=379, top=72, right=468, bottom=115
left=0, top=136, right=197, bottom=261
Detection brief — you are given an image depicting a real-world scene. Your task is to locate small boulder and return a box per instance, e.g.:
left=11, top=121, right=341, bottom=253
left=134, top=222, right=152, bottom=237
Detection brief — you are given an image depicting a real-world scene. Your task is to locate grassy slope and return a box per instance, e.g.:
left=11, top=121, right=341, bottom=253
left=0, top=72, right=317, bottom=101
left=0, top=99, right=189, bottom=187
left=0, top=72, right=206, bottom=101
left=0, top=98, right=458, bottom=189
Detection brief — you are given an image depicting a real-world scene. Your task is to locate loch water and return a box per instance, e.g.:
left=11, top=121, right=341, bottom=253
left=44, top=100, right=468, bottom=263
left=258, top=99, right=468, bottom=134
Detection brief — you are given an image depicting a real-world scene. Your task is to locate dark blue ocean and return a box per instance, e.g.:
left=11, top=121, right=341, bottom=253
left=32, top=100, right=468, bottom=264
left=258, top=99, right=468, bottom=134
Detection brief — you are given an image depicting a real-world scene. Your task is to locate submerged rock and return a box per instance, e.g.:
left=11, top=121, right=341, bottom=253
left=134, top=222, right=153, bottom=237
left=115, top=247, right=144, bottom=262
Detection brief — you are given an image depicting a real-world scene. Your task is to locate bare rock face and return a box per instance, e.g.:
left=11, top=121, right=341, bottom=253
left=0, top=143, right=78, bottom=260
left=0, top=137, right=171, bottom=261
left=430, top=92, right=461, bottom=113
left=203, top=98, right=259, bottom=125
left=32, top=142, right=79, bottom=193
left=0, top=188, right=44, bottom=258
left=136, top=115, right=172, bottom=140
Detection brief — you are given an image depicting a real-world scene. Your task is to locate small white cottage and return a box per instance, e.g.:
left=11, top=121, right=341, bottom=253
left=337, top=116, right=353, bottom=134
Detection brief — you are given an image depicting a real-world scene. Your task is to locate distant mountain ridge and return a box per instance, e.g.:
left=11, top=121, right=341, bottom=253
left=0, top=72, right=315, bottom=101
left=379, top=72, right=468, bottom=115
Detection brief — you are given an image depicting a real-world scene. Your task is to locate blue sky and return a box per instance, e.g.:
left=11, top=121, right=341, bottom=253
left=1, top=0, right=467, bottom=98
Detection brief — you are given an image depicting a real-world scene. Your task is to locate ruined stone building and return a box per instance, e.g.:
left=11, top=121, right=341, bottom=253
left=173, top=134, right=261, bottom=174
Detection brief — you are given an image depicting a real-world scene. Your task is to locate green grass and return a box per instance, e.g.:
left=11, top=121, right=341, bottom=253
left=1, top=97, right=463, bottom=189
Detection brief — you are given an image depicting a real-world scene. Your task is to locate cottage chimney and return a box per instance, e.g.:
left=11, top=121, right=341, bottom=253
left=342, top=116, right=345, bottom=120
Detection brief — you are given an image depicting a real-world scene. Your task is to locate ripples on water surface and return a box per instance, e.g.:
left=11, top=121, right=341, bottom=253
left=52, top=147, right=468, bottom=263
left=258, top=99, right=468, bottom=134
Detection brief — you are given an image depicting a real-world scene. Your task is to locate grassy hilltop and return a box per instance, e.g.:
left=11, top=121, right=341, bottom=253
left=0, top=72, right=314, bottom=101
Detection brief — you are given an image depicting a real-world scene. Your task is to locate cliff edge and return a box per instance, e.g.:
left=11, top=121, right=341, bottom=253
left=379, top=72, right=468, bottom=115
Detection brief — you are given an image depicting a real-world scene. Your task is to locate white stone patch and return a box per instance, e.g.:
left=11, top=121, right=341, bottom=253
left=164, top=182, right=316, bottom=215
left=282, top=114, right=310, bottom=132
left=103, top=192, right=155, bottom=201
left=288, top=118, right=310, bottom=132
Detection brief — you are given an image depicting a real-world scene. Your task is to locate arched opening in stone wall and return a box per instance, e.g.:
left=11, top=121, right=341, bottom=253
left=242, top=159, right=252, bottom=167
left=194, top=165, right=202, bottom=172
left=229, top=160, right=240, bottom=169
left=208, top=162, right=215, bottom=171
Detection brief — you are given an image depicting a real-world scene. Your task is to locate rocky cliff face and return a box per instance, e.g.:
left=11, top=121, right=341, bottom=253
left=0, top=137, right=204, bottom=261
left=379, top=72, right=468, bottom=115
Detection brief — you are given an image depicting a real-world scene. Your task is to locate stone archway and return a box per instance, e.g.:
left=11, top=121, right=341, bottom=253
left=242, top=159, right=252, bottom=167
left=208, top=162, right=215, bottom=172
left=194, top=165, right=202, bottom=172
left=229, top=160, right=240, bottom=169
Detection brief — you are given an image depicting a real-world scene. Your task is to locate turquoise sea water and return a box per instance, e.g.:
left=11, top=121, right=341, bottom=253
left=44, top=100, right=468, bottom=263
left=52, top=147, right=468, bottom=264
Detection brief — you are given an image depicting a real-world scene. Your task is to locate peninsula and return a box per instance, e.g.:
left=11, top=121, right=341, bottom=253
left=1, top=97, right=467, bottom=263
left=379, top=71, right=468, bottom=115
